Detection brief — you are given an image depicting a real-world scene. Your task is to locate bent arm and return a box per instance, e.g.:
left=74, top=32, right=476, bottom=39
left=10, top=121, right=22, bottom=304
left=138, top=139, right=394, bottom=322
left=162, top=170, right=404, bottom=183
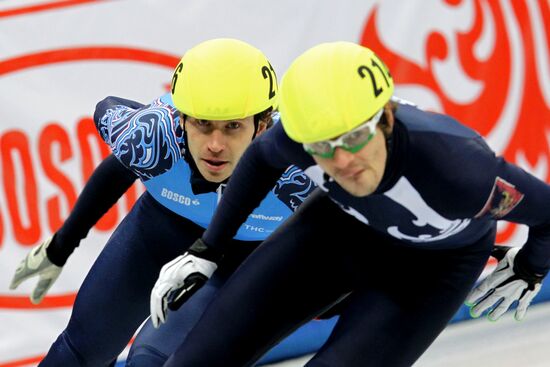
left=490, top=158, right=550, bottom=275
left=46, top=154, right=138, bottom=265
left=44, top=96, right=147, bottom=266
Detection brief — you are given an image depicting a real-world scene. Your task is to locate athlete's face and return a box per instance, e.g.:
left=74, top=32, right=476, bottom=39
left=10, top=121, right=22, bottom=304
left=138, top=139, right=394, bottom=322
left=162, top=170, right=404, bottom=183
left=312, top=107, right=393, bottom=197
left=183, top=115, right=267, bottom=182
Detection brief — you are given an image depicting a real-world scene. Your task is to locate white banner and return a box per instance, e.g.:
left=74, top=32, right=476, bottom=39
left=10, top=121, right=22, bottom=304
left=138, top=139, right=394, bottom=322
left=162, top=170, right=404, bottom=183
left=0, top=0, right=548, bottom=365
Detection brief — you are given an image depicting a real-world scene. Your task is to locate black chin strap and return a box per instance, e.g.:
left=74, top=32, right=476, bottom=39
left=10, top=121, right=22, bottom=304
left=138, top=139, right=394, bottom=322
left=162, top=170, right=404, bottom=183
left=252, top=115, right=260, bottom=139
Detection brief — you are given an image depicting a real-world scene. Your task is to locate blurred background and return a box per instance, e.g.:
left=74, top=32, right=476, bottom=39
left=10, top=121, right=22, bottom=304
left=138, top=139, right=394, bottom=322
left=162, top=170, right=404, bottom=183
left=1, top=0, right=549, bottom=365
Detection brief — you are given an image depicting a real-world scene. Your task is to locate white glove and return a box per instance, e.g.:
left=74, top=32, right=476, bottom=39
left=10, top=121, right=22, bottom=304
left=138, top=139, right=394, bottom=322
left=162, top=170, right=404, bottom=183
left=466, top=246, right=544, bottom=321
left=150, top=239, right=220, bottom=328
left=9, top=236, right=63, bottom=304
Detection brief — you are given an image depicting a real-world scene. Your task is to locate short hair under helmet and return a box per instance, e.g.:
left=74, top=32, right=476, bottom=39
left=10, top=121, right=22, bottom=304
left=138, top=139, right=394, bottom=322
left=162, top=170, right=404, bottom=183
left=170, top=38, right=278, bottom=120
left=279, top=42, right=394, bottom=144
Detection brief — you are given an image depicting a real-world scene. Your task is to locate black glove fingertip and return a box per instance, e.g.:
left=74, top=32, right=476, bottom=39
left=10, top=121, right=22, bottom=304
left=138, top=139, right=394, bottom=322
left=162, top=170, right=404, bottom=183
left=167, top=273, right=208, bottom=311
left=491, top=245, right=512, bottom=261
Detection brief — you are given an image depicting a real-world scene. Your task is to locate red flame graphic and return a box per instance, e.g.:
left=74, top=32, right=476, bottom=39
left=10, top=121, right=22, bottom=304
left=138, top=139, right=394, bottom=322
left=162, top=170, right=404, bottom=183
left=361, top=0, right=550, bottom=244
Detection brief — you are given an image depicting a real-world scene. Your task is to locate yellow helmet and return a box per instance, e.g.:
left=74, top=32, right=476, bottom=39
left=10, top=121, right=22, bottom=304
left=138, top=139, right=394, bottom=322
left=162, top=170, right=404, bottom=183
left=279, top=42, right=393, bottom=143
left=170, top=38, right=278, bottom=120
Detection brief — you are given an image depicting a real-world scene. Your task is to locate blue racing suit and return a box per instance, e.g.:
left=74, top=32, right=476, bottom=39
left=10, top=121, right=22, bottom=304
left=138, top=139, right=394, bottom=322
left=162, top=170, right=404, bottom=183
left=39, top=94, right=317, bottom=366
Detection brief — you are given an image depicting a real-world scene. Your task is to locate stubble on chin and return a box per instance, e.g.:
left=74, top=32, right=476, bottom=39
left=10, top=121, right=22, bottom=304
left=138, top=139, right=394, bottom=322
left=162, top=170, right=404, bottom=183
left=342, top=171, right=379, bottom=197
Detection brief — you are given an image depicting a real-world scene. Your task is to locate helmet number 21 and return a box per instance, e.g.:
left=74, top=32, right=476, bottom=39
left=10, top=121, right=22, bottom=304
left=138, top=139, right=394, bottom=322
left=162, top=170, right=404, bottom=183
left=357, top=59, right=391, bottom=98
left=262, top=63, right=277, bottom=100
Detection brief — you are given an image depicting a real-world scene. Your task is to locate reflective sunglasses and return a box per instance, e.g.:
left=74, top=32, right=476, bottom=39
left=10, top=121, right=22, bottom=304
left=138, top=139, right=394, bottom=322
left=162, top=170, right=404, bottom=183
left=303, top=109, right=383, bottom=158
